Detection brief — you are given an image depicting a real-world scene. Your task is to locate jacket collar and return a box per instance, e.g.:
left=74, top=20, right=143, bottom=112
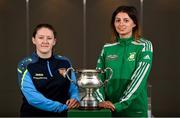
left=32, top=52, right=54, bottom=61
left=116, top=36, right=134, bottom=46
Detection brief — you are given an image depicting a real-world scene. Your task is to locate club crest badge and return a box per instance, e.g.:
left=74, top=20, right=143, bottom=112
left=128, top=52, right=136, bottom=61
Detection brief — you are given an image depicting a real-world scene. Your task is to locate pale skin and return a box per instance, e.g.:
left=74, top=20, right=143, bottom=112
left=32, top=27, right=56, bottom=59
left=98, top=12, right=136, bottom=111
left=32, top=27, right=79, bottom=109
left=114, top=12, right=136, bottom=38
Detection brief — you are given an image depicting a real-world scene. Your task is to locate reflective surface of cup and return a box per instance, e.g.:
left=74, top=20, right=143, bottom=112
left=65, top=68, right=113, bottom=109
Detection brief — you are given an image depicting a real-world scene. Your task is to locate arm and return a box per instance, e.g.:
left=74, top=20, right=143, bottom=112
left=114, top=40, right=153, bottom=112
left=57, top=66, right=80, bottom=101
left=17, top=68, right=68, bottom=113
left=65, top=70, right=80, bottom=109
left=68, top=71, right=80, bottom=101
left=94, top=48, right=106, bottom=102
left=59, top=58, right=80, bottom=108
left=94, top=47, right=115, bottom=111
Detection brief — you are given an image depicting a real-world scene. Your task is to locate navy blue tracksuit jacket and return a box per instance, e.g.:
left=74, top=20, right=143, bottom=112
left=17, top=52, right=79, bottom=117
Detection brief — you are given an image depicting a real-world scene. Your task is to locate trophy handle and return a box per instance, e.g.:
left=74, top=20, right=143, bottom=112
left=103, top=67, right=113, bottom=85
left=64, top=67, right=77, bottom=85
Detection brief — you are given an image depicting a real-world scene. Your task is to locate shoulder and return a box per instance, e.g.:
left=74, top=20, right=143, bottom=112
left=103, top=42, right=120, bottom=48
left=132, top=38, right=153, bottom=52
left=17, top=55, right=35, bottom=74
left=18, top=53, right=39, bottom=67
left=131, top=38, right=152, bottom=45
left=54, top=54, right=72, bottom=65
left=99, top=42, right=120, bottom=55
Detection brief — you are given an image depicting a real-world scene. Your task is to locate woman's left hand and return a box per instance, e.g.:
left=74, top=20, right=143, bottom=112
left=98, top=101, right=115, bottom=111
left=66, top=99, right=80, bottom=109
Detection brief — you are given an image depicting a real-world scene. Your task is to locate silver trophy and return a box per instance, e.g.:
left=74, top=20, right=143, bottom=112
left=65, top=67, right=113, bottom=109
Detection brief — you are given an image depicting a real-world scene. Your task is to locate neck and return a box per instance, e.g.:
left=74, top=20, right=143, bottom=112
left=36, top=51, right=52, bottom=59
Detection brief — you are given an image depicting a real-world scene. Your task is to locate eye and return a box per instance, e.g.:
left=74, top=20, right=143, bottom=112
left=38, top=36, right=44, bottom=39
left=115, top=19, right=121, bottom=23
left=124, top=19, right=129, bottom=23
left=47, top=37, right=53, bottom=40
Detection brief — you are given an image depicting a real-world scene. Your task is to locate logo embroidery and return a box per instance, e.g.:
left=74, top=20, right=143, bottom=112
left=143, top=55, right=150, bottom=60
left=33, top=73, right=47, bottom=80
left=128, top=52, right=136, bottom=61
left=35, top=73, right=44, bottom=76
left=106, top=54, right=118, bottom=61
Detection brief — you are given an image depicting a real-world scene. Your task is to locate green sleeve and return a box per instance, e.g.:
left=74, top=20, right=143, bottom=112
left=114, top=40, right=153, bottom=112
left=94, top=47, right=106, bottom=102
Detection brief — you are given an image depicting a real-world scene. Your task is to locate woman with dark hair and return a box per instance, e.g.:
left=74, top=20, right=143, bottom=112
left=17, top=24, right=80, bottom=117
left=95, top=6, right=153, bottom=117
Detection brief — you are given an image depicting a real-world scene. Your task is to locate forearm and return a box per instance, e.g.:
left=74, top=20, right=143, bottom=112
left=68, top=71, right=80, bottom=102
left=21, top=70, right=68, bottom=113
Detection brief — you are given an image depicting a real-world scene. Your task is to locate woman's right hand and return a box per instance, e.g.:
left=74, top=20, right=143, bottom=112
left=98, top=101, right=115, bottom=111
left=66, top=98, right=80, bottom=109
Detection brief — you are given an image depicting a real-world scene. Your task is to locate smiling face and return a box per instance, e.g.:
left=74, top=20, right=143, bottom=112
left=114, top=12, right=136, bottom=38
left=32, top=27, right=56, bottom=58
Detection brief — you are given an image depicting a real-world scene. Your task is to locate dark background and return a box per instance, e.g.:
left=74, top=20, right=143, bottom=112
left=0, top=0, right=180, bottom=116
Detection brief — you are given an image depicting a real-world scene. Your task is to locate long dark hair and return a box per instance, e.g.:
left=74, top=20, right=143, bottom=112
left=110, top=6, right=140, bottom=43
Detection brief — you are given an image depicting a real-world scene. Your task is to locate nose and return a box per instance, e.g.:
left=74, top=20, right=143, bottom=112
left=42, top=38, right=48, bottom=43
left=119, top=21, right=124, bottom=25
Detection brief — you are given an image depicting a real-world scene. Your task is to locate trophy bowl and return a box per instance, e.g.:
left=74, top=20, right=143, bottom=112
left=65, top=68, right=113, bottom=109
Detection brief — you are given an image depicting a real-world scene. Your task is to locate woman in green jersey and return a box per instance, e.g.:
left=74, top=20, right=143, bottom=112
left=95, top=6, right=153, bottom=117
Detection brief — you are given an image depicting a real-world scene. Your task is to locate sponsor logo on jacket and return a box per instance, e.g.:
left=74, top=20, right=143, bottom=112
left=106, top=54, right=118, bottom=61
left=33, top=73, right=48, bottom=80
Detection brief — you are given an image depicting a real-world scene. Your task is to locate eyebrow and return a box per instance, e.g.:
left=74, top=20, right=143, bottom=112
left=36, top=34, right=52, bottom=37
left=37, top=34, right=44, bottom=36
left=115, top=17, right=129, bottom=19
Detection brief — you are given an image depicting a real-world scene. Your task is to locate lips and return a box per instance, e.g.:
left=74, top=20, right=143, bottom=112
left=41, top=45, right=49, bottom=47
left=119, top=27, right=126, bottom=30
left=119, top=29, right=126, bottom=32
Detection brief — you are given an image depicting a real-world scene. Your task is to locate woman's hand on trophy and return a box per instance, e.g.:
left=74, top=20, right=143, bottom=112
left=66, top=98, right=80, bottom=109
left=58, top=68, right=66, bottom=77
left=98, top=101, right=115, bottom=111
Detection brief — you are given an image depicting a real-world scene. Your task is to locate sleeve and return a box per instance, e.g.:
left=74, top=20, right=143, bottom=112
left=94, top=47, right=106, bottom=102
left=17, top=66, right=68, bottom=113
left=58, top=57, right=80, bottom=102
left=114, top=40, right=153, bottom=112
left=53, top=56, right=80, bottom=102
left=68, top=71, right=80, bottom=102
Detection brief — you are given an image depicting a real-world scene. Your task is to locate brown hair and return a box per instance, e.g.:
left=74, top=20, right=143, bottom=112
left=32, top=23, right=57, bottom=38
left=110, top=6, right=140, bottom=43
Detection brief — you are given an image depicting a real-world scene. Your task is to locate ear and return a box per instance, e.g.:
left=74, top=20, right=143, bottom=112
left=32, top=37, right=36, bottom=45
left=53, top=38, right=57, bottom=46
left=133, top=23, right=136, bottom=28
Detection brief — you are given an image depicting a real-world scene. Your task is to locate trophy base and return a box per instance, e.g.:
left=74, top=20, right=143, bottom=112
left=79, top=100, right=99, bottom=110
